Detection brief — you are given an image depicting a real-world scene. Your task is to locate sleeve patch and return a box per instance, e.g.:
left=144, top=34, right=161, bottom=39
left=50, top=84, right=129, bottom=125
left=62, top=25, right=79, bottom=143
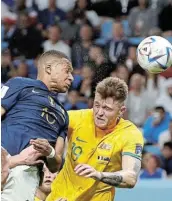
left=135, top=144, right=143, bottom=155
left=1, top=86, right=9, bottom=98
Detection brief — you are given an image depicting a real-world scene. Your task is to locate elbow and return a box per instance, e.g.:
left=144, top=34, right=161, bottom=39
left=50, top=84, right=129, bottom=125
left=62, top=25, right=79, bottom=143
left=127, top=178, right=137, bottom=188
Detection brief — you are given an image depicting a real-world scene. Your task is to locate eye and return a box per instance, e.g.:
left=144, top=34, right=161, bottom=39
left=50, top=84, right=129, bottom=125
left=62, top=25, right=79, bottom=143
left=94, top=104, right=100, bottom=108
left=105, top=107, right=111, bottom=111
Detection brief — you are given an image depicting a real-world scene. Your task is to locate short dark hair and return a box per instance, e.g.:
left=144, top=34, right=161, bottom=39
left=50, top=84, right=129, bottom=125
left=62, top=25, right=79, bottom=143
left=37, top=50, right=71, bottom=73
left=164, top=142, right=172, bottom=150
left=39, top=50, right=69, bottom=61
left=96, top=77, right=128, bottom=103
left=155, top=106, right=165, bottom=112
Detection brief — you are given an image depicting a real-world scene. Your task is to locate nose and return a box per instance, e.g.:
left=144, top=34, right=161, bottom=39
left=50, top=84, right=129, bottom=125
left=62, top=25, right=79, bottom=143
left=97, top=107, right=104, bottom=116
left=45, top=169, right=52, bottom=179
left=69, top=73, right=74, bottom=82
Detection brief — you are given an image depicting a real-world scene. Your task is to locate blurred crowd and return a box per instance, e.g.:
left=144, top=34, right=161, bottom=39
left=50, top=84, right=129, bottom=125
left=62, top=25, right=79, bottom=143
left=1, top=0, right=172, bottom=194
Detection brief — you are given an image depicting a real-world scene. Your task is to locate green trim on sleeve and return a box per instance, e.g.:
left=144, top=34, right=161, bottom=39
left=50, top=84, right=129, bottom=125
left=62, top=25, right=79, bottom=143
left=122, top=152, right=141, bottom=160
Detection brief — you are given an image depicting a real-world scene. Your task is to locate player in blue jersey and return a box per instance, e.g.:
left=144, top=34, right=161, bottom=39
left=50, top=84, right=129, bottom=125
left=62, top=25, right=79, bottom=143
left=1, top=50, right=73, bottom=201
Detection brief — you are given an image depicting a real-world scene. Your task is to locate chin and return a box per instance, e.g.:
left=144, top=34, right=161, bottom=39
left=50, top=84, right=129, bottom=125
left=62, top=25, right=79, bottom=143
left=95, top=121, right=107, bottom=130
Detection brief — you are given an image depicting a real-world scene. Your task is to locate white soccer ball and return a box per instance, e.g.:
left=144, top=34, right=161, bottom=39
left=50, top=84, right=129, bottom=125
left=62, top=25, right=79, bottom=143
left=137, top=36, right=172, bottom=73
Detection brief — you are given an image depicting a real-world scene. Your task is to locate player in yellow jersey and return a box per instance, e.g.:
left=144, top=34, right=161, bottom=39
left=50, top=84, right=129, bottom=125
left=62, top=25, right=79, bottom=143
left=47, top=77, right=144, bottom=201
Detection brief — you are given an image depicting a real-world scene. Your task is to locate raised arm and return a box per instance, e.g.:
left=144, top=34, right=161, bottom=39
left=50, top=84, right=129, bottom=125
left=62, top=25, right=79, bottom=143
left=46, top=136, right=65, bottom=173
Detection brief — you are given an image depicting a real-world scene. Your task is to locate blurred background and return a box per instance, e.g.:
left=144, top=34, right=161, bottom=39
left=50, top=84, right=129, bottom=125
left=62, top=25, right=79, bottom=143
left=1, top=0, right=172, bottom=200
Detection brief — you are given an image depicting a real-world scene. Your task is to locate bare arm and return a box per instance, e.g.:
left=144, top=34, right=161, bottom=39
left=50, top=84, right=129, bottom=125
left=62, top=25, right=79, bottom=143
left=1, top=106, right=6, bottom=116
left=98, top=155, right=141, bottom=188
left=9, top=146, right=44, bottom=168
left=75, top=155, right=141, bottom=188
left=46, top=137, right=65, bottom=173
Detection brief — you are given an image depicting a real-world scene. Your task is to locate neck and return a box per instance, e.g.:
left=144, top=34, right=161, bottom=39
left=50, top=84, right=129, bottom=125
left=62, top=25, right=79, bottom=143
left=114, top=36, right=122, bottom=40
left=96, top=118, right=120, bottom=136
left=82, top=40, right=91, bottom=48
left=37, top=76, right=50, bottom=91
left=139, top=5, right=146, bottom=9
left=35, top=188, right=48, bottom=201
left=51, top=40, right=58, bottom=44
left=49, top=6, right=55, bottom=11
left=147, top=168, right=156, bottom=174
left=133, top=88, right=142, bottom=95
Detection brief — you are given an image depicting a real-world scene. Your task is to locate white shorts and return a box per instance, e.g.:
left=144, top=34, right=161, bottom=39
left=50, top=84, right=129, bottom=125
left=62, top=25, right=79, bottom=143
left=1, top=165, right=40, bottom=201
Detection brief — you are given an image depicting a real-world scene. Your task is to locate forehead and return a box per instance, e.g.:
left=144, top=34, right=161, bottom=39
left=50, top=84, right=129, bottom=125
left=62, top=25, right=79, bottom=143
left=94, top=93, right=116, bottom=107
left=50, top=58, right=73, bottom=71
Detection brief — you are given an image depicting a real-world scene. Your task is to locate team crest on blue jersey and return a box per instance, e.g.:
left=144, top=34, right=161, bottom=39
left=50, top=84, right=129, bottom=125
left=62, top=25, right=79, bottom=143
left=135, top=144, right=143, bottom=155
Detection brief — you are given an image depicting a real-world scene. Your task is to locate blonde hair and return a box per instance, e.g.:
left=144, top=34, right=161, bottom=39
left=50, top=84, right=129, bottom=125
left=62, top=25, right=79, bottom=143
left=95, top=77, right=128, bottom=103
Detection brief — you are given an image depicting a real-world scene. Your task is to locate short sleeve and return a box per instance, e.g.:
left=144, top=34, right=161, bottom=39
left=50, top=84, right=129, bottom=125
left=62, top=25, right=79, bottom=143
left=122, top=129, right=144, bottom=160
left=67, top=110, right=83, bottom=130
left=1, top=78, right=23, bottom=111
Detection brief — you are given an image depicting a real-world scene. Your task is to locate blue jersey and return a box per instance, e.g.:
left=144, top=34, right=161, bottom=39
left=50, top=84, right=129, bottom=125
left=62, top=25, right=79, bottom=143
left=1, top=77, right=68, bottom=155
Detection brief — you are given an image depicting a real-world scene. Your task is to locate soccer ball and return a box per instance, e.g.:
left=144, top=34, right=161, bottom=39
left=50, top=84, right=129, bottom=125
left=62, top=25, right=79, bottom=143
left=137, top=36, right=172, bottom=73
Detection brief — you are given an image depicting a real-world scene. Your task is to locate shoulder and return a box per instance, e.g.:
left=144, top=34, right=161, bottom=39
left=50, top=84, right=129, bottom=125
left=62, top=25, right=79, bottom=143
left=119, top=119, right=143, bottom=141
left=43, top=40, right=50, bottom=47
left=4, top=77, right=32, bottom=88
left=68, top=109, right=93, bottom=120
left=58, top=41, right=70, bottom=49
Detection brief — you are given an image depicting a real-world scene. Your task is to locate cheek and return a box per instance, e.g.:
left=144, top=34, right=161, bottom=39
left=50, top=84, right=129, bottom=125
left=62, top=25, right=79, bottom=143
left=105, top=112, right=117, bottom=121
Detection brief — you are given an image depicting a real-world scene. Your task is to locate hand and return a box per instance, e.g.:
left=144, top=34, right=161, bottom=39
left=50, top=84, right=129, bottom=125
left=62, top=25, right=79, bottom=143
left=17, top=145, right=44, bottom=166
left=30, top=138, right=52, bottom=157
left=74, top=164, right=102, bottom=180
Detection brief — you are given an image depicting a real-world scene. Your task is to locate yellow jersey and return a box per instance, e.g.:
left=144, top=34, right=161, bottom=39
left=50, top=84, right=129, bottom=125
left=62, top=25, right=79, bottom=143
left=47, top=109, right=144, bottom=201
left=35, top=197, right=41, bottom=201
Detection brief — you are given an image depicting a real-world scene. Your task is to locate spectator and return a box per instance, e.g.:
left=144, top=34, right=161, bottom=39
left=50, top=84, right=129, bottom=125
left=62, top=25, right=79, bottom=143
left=143, top=106, right=171, bottom=144
left=126, top=73, right=150, bottom=127
left=59, top=10, right=80, bottom=45
left=9, top=11, right=43, bottom=59
left=73, top=0, right=101, bottom=28
left=106, top=21, right=129, bottom=65
left=43, top=25, right=71, bottom=59
left=155, top=78, right=172, bottom=115
left=159, top=120, right=172, bottom=149
left=80, top=65, right=94, bottom=98
left=38, top=0, right=66, bottom=29
left=88, top=45, right=112, bottom=95
left=140, top=153, right=167, bottom=179
left=128, top=0, right=158, bottom=36
left=158, top=0, right=172, bottom=33
left=1, top=49, right=17, bottom=84
left=64, top=90, right=88, bottom=110
left=72, top=24, right=93, bottom=68
left=2, top=16, right=16, bottom=47
left=162, top=142, right=172, bottom=176
left=111, top=63, right=129, bottom=84
left=145, top=73, right=165, bottom=110
left=35, top=164, right=58, bottom=201
left=125, top=46, right=145, bottom=75
left=91, top=0, right=122, bottom=19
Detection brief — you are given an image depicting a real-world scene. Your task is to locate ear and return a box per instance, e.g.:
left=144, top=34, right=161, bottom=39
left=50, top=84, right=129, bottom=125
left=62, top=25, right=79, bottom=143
left=45, top=64, right=51, bottom=74
left=119, top=105, right=126, bottom=117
